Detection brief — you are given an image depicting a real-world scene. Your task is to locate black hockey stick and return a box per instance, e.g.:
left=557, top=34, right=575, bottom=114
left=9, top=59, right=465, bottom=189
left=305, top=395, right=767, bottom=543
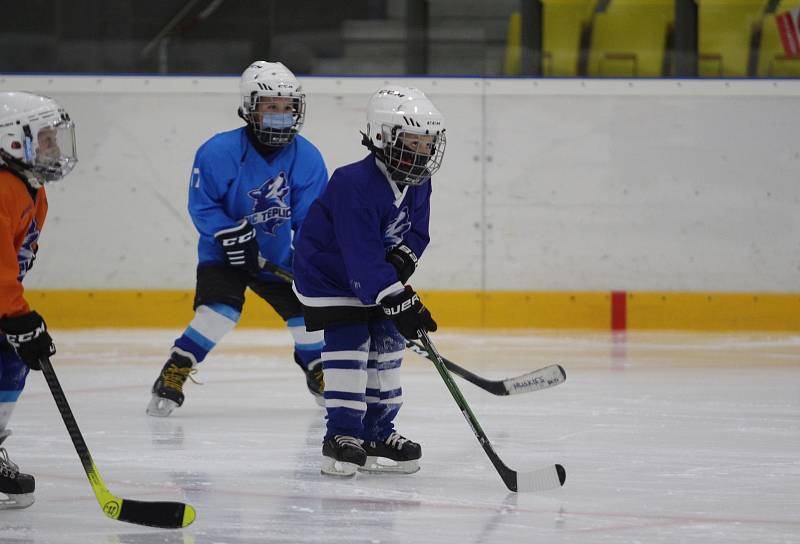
left=404, top=339, right=566, bottom=396
left=40, top=356, right=196, bottom=529
left=256, top=256, right=563, bottom=396
left=417, top=330, right=566, bottom=492
left=257, top=255, right=294, bottom=284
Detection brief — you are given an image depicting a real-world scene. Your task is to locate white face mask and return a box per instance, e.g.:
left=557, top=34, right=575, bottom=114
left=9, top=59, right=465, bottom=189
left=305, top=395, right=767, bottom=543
left=260, top=112, right=295, bottom=129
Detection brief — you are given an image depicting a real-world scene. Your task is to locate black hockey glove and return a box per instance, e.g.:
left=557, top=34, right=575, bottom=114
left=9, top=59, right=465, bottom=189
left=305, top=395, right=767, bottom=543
left=386, top=243, right=418, bottom=284
left=380, top=286, right=437, bottom=340
left=0, top=311, right=56, bottom=371
left=214, top=220, right=259, bottom=274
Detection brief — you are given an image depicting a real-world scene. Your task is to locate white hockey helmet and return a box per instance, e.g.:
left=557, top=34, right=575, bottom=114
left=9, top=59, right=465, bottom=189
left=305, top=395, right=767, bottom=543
left=239, top=61, right=305, bottom=148
left=0, top=91, right=77, bottom=186
left=363, top=86, right=446, bottom=186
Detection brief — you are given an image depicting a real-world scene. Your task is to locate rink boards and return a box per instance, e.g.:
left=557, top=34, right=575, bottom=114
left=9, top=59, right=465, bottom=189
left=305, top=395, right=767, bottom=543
left=25, top=288, right=800, bottom=331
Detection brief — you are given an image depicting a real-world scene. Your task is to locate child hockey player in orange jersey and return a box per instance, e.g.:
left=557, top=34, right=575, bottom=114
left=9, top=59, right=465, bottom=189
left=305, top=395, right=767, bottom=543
left=0, top=91, right=77, bottom=508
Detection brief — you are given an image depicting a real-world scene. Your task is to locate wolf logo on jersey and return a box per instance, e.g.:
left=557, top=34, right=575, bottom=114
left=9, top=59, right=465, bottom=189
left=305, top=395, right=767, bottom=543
left=383, top=206, right=411, bottom=249
left=246, top=173, right=292, bottom=236
left=17, top=218, right=40, bottom=281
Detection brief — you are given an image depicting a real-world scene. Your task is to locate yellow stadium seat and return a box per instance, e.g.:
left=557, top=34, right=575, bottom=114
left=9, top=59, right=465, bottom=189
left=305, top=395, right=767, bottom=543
left=588, top=0, right=674, bottom=77
left=503, top=11, right=523, bottom=76
left=757, top=0, right=800, bottom=76
left=542, top=0, right=597, bottom=76
left=698, top=0, right=767, bottom=77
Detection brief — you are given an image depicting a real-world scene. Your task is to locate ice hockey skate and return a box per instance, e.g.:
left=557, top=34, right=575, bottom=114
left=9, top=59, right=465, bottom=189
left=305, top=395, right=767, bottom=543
left=146, top=350, right=197, bottom=417
left=0, top=431, right=34, bottom=509
left=360, top=432, right=421, bottom=474
left=321, top=435, right=367, bottom=477
left=294, top=353, right=324, bottom=406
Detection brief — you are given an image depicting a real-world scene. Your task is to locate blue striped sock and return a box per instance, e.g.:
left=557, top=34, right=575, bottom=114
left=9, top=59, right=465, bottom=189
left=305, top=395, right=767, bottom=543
left=173, top=303, right=240, bottom=363
left=321, top=322, right=370, bottom=439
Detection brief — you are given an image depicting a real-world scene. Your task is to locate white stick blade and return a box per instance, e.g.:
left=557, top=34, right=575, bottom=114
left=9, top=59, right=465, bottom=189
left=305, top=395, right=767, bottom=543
left=503, top=365, right=566, bottom=395
left=515, top=464, right=566, bottom=492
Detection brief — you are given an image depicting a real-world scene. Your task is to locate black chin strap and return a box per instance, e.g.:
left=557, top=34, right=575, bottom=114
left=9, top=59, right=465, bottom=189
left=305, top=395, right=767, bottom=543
left=361, top=132, right=396, bottom=176
left=362, top=131, right=394, bottom=167
left=360, top=131, right=380, bottom=154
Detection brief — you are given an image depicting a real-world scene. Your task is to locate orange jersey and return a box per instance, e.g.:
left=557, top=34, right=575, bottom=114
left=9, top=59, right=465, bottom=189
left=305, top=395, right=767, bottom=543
left=0, top=168, right=48, bottom=319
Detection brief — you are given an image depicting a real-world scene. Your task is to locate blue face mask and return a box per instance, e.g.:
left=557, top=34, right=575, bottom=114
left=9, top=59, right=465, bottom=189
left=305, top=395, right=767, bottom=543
left=261, top=113, right=294, bottom=129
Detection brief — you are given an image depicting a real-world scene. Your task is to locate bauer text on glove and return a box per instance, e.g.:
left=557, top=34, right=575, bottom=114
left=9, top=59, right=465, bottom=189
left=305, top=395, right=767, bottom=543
left=380, top=286, right=437, bottom=340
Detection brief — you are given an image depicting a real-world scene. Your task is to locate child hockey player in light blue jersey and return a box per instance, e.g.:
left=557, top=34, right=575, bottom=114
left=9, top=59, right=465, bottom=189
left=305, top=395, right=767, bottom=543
left=293, top=86, right=446, bottom=476
left=147, top=61, right=327, bottom=417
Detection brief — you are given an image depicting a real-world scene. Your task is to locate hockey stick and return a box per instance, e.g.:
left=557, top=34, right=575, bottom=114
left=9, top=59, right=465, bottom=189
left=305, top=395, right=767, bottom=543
left=256, top=256, right=563, bottom=396
left=40, top=356, right=196, bottom=529
left=417, top=330, right=566, bottom=492
left=257, top=255, right=294, bottom=284
left=404, top=339, right=566, bottom=396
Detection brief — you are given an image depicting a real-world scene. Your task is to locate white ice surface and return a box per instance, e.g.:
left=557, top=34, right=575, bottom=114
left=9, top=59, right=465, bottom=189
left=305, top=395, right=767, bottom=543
left=1, top=329, right=798, bottom=544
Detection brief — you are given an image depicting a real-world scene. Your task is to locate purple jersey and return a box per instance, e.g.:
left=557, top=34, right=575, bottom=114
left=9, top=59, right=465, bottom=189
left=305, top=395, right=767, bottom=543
left=293, top=155, right=431, bottom=307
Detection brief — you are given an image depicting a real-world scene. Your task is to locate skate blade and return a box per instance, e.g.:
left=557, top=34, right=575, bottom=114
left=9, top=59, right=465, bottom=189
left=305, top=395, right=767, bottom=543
left=320, top=457, right=361, bottom=477
left=359, top=457, right=420, bottom=474
left=146, top=395, right=178, bottom=417
left=312, top=394, right=325, bottom=408
left=0, top=492, right=34, bottom=509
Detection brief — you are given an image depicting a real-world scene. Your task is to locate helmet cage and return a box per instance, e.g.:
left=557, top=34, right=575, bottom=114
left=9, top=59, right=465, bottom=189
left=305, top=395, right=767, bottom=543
left=242, top=91, right=305, bottom=147
left=379, top=124, right=446, bottom=186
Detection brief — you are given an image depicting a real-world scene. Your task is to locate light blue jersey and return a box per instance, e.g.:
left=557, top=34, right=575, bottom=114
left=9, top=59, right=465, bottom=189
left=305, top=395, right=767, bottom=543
left=188, top=127, right=327, bottom=280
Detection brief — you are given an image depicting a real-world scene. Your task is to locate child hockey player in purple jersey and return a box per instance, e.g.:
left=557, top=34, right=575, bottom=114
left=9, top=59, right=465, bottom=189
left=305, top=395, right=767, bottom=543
left=147, top=61, right=328, bottom=417
left=292, top=86, right=445, bottom=476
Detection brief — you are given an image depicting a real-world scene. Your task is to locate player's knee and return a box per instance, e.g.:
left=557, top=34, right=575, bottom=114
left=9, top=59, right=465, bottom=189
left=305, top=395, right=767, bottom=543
left=323, top=322, right=370, bottom=353
left=196, top=303, right=241, bottom=325
left=372, top=320, right=406, bottom=353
